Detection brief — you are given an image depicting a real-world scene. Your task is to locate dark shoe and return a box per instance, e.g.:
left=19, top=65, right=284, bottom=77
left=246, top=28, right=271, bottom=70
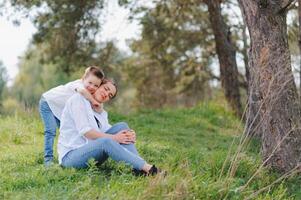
left=148, top=165, right=159, bottom=175
left=132, top=168, right=145, bottom=176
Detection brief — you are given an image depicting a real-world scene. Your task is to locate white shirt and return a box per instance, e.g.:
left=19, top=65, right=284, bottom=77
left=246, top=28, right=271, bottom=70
left=42, top=79, right=84, bottom=120
left=57, top=93, right=111, bottom=164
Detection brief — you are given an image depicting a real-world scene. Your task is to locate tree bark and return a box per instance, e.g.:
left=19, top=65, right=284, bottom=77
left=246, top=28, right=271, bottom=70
left=206, top=0, right=243, bottom=117
left=238, top=0, right=301, bottom=172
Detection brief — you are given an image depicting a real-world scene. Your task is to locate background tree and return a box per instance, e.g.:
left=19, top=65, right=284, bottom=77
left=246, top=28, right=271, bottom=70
left=0, top=61, right=8, bottom=109
left=238, top=0, right=301, bottom=172
left=8, top=0, right=132, bottom=109
left=10, top=0, right=105, bottom=74
left=124, top=0, right=214, bottom=108
left=204, top=0, right=242, bottom=117
left=12, top=45, right=68, bottom=107
left=8, top=0, right=251, bottom=112
left=285, top=3, right=300, bottom=94
left=123, top=0, right=248, bottom=113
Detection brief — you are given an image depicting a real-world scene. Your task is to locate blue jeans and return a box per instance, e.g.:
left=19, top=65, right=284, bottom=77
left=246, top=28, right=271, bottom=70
left=39, top=97, right=60, bottom=163
left=61, top=122, right=146, bottom=170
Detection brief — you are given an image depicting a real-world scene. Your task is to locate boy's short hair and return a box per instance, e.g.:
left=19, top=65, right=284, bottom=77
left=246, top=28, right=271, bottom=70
left=82, top=66, right=105, bottom=80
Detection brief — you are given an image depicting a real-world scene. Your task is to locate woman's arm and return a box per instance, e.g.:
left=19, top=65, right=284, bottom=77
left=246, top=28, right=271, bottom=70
left=68, top=94, right=135, bottom=144
left=84, top=129, right=136, bottom=144
left=84, top=129, right=111, bottom=139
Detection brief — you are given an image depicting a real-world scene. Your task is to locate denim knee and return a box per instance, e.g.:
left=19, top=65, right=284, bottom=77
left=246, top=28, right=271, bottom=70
left=95, top=137, right=114, bottom=145
left=115, top=122, right=129, bottom=130
left=97, top=138, right=120, bottom=150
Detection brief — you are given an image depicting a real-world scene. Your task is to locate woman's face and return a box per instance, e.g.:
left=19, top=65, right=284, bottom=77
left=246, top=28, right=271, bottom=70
left=93, top=82, right=117, bottom=103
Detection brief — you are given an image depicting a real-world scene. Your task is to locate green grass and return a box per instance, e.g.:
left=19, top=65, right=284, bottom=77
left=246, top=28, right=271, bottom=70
left=0, top=102, right=300, bottom=199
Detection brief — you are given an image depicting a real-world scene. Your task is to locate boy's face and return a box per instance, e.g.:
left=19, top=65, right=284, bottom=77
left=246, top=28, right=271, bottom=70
left=83, top=74, right=102, bottom=94
left=93, top=82, right=116, bottom=103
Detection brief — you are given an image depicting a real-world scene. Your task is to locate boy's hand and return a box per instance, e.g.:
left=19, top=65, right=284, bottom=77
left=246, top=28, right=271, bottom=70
left=91, top=100, right=101, bottom=108
left=92, top=101, right=103, bottom=113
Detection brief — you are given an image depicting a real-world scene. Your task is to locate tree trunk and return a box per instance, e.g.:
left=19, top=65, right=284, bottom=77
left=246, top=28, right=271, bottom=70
left=238, top=0, right=301, bottom=172
left=206, top=0, right=243, bottom=117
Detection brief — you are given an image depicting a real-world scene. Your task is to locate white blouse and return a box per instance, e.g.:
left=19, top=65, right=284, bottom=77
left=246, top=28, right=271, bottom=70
left=57, top=93, right=111, bottom=164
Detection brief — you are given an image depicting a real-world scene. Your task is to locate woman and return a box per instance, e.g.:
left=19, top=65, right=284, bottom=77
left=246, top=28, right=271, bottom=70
left=57, top=79, right=160, bottom=175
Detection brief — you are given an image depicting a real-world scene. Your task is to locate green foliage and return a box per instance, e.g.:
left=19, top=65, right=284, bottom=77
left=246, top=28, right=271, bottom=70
left=10, top=0, right=105, bottom=74
left=125, top=0, right=215, bottom=108
left=0, top=61, right=8, bottom=108
left=7, top=0, right=249, bottom=110
left=1, top=97, right=22, bottom=115
left=1, top=104, right=300, bottom=199
left=11, top=46, right=69, bottom=107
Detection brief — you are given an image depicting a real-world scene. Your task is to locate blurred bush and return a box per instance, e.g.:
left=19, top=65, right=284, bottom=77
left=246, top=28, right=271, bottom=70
left=1, top=97, right=22, bottom=115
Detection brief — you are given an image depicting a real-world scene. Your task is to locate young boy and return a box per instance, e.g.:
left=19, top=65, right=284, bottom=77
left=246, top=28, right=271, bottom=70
left=39, top=66, right=104, bottom=166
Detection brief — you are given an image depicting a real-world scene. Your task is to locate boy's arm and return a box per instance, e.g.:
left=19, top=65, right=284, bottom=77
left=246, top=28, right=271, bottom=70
left=93, top=103, right=103, bottom=113
left=76, top=87, right=101, bottom=110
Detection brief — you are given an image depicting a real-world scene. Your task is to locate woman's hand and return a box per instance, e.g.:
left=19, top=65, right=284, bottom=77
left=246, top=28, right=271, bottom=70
left=112, top=130, right=136, bottom=144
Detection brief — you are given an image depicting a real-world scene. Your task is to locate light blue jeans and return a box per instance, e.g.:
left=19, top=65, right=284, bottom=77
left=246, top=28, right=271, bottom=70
left=39, top=97, right=60, bottom=163
left=61, top=122, right=146, bottom=170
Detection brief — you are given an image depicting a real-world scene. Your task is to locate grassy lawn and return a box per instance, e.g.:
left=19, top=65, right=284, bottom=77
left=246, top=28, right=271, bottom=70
left=0, top=103, right=300, bottom=199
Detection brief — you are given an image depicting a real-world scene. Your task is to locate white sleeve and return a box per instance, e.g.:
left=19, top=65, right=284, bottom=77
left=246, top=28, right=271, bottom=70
left=69, top=95, right=93, bottom=135
left=66, top=80, right=84, bottom=92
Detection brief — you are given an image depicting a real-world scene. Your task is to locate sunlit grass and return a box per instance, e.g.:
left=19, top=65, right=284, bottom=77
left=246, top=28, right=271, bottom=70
left=0, top=103, right=300, bottom=199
